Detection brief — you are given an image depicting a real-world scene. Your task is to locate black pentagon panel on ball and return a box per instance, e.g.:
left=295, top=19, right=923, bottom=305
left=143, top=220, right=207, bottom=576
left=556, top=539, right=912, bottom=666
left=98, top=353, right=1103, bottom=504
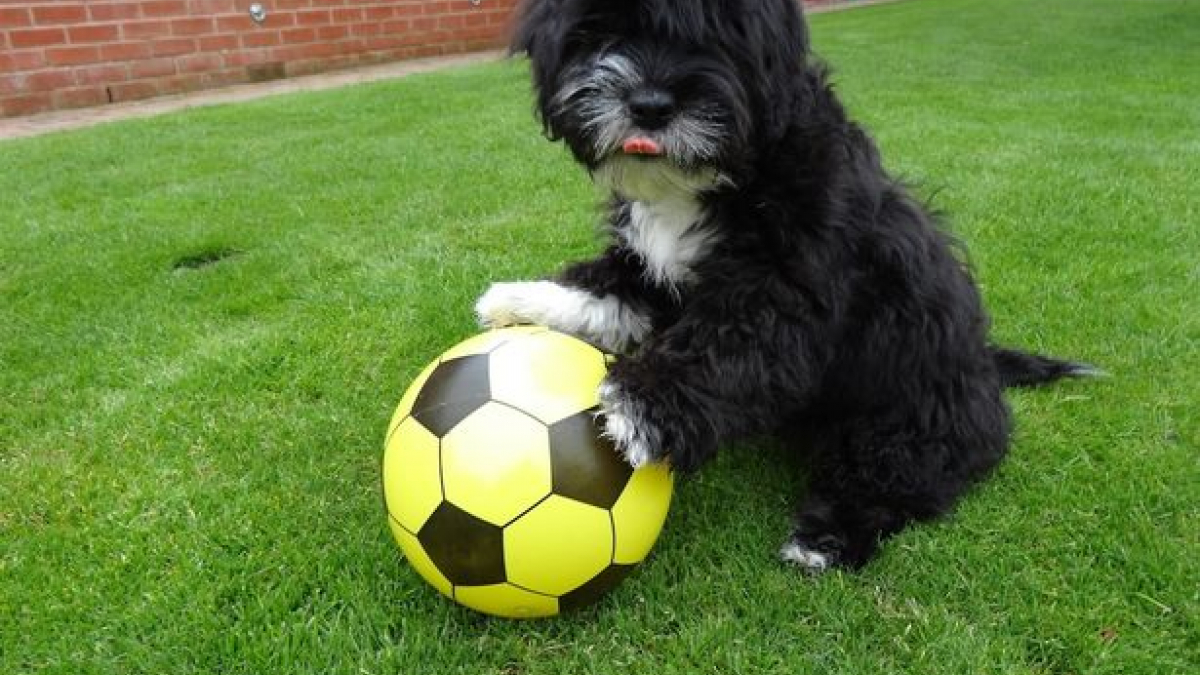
left=417, top=501, right=506, bottom=586
left=558, top=563, right=637, bottom=612
left=411, top=354, right=492, bottom=437
left=548, top=409, right=634, bottom=509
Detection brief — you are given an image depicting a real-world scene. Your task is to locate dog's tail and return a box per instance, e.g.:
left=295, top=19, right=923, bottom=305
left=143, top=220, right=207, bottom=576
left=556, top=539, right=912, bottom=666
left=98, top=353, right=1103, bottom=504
left=990, top=346, right=1103, bottom=388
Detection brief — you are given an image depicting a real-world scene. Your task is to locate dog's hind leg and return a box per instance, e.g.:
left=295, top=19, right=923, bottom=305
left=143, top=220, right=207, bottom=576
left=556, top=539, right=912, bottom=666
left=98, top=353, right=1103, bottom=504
left=782, top=416, right=1007, bottom=571
left=781, top=493, right=915, bottom=572
left=781, top=487, right=946, bottom=572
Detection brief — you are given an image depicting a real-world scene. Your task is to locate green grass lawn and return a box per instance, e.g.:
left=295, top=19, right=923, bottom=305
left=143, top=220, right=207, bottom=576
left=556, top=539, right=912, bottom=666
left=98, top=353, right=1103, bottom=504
left=1, top=0, right=1196, bottom=672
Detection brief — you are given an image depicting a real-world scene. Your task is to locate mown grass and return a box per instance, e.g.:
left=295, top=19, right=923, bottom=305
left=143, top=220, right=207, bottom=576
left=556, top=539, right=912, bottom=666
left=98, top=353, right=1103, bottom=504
left=1, top=0, right=1196, bottom=673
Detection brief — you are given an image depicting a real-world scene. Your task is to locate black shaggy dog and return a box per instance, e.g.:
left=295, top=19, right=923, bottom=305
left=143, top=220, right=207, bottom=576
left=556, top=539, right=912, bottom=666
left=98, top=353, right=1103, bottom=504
left=476, top=0, right=1094, bottom=571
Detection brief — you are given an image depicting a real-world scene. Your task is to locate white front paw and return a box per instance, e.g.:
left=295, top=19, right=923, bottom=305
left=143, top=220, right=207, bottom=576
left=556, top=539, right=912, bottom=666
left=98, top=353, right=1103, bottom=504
left=474, top=280, right=650, bottom=354
left=475, top=281, right=540, bottom=328
left=598, top=380, right=660, bottom=468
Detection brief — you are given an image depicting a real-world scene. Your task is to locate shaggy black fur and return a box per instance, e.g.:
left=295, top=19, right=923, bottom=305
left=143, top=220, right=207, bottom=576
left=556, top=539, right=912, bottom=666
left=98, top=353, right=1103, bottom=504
left=484, top=0, right=1094, bottom=571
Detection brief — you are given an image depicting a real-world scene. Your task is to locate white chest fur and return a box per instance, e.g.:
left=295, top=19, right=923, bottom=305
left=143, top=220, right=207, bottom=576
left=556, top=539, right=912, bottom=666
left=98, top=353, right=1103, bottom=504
left=621, top=198, right=716, bottom=288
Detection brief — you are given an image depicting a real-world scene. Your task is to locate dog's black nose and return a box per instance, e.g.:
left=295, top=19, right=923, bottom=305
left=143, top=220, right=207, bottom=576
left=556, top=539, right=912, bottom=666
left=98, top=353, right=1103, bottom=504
left=627, top=88, right=676, bottom=130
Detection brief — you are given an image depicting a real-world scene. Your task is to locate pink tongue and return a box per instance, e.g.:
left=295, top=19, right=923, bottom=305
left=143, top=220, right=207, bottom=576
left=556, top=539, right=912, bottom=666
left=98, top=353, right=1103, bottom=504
left=622, top=137, right=663, bottom=155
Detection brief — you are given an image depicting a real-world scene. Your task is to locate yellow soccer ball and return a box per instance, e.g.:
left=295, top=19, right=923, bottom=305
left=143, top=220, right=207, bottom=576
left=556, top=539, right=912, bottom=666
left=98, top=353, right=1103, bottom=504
left=382, top=326, right=674, bottom=618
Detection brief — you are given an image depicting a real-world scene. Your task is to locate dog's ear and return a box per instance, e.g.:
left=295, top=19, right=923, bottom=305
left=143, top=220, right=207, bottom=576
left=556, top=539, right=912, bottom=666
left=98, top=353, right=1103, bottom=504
left=735, top=0, right=812, bottom=141
left=510, top=1, right=565, bottom=96
left=510, top=0, right=582, bottom=137
left=510, top=0, right=570, bottom=73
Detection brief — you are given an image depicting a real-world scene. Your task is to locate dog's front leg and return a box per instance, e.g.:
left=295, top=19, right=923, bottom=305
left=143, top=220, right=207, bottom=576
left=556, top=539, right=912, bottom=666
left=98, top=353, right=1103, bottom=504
left=475, top=246, right=670, bottom=354
left=600, top=308, right=817, bottom=472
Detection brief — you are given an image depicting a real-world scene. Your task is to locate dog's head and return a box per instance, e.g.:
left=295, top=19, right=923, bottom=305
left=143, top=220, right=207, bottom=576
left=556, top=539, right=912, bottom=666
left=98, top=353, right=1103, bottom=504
left=512, top=0, right=811, bottom=200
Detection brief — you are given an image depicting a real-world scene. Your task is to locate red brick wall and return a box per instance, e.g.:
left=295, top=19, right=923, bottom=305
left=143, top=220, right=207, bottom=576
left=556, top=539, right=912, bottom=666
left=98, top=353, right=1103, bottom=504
left=1, top=1, right=520, bottom=117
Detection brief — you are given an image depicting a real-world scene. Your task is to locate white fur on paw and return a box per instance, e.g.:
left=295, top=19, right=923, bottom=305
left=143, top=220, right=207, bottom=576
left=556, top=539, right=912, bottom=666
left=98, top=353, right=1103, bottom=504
left=598, top=380, right=657, bottom=468
left=779, top=542, right=830, bottom=572
left=475, top=281, right=537, bottom=328
left=474, top=281, right=649, bottom=353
